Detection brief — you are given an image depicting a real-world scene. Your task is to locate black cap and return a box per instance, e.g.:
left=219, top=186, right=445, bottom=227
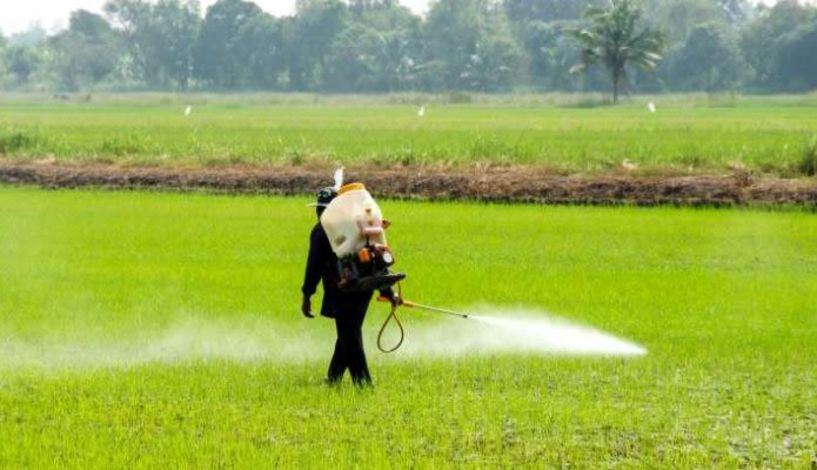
left=309, top=187, right=337, bottom=208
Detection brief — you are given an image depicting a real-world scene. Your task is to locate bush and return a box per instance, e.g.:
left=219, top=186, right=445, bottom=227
left=0, top=130, right=36, bottom=154
left=97, top=134, right=150, bottom=156
left=799, top=136, right=817, bottom=177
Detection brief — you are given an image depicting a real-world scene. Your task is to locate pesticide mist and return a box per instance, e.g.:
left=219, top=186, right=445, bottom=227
left=0, top=315, right=329, bottom=371
left=397, top=307, right=646, bottom=358
left=0, top=307, right=645, bottom=372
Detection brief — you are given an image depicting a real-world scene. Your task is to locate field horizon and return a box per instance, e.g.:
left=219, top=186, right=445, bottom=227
left=2, top=92, right=817, bottom=178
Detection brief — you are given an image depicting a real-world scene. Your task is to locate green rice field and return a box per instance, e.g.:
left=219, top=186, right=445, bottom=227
left=1, top=186, right=816, bottom=467
left=1, top=93, right=817, bottom=175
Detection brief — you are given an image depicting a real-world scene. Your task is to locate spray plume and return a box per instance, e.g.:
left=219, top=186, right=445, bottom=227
left=385, top=306, right=646, bottom=358
left=0, top=308, right=644, bottom=372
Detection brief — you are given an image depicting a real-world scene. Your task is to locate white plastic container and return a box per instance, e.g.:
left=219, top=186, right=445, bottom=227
left=320, top=183, right=388, bottom=258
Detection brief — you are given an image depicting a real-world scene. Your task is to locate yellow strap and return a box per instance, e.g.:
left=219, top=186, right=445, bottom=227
left=376, top=282, right=405, bottom=353
left=339, top=182, right=365, bottom=194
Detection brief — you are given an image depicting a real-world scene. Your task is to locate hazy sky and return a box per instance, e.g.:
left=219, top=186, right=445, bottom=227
left=0, top=0, right=433, bottom=35
left=0, top=0, right=785, bottom=36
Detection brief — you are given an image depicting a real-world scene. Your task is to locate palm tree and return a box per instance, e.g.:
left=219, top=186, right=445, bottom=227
left=567, top=0, right=664, bottom=103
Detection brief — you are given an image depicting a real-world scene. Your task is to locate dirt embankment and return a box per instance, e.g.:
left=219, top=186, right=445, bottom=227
left=1, top=160, right=816, bottom=206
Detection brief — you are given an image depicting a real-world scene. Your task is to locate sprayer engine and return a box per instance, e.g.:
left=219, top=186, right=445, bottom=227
left=337, top=244, right=405, bottom=292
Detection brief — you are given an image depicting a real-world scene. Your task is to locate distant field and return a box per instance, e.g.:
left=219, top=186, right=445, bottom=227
left=1, top=93, right=816, bottom=175
left=1, top=186, right=816, bottom=466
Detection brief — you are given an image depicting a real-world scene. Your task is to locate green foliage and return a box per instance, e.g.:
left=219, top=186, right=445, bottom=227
left=146, top=0, right=201, bottom=89
left=773, top=21, right=817, bottom=92
left=1, top=188, right=816, bottom=466
left=505, top=0, right=602, bottom=23
left=567, top=0, right=665, bottom=103
left=1, top=0, right=816, bottom=94
left=667, top=23, right=747, bottom=92
left=234, top=13, right=286, bottom=89
left=3, top=46, right=41, bottom=84
left=645, top=0, right=728, bottom=45
left=192, top=0, right=262, bottom=88
left=716, top=0, right=752, bottom=24
left=423, top=0, right=523, bottom=92
left=324, top=3, right=420, bottom=92
left=102, top=0, right=205, bottom=89
left=799, top=135, right=817, bottom=176
left=519, top=21, right=576, bottom=91
left=0, top=129, right=37, bottom=153
left=6, top=24, right=48, bottom=48
left=49, top=10, right=121, bottom=90
left=286, top=0, right=348, bottom=91
left=70, top=9, right=115, bottom=37
left=739, top=1, right=815, bottom=89
left=97, top=133, right=156, bottom=156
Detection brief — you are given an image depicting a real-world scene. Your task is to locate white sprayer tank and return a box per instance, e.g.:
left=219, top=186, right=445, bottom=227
left=320, top=183, right=387, bottom=258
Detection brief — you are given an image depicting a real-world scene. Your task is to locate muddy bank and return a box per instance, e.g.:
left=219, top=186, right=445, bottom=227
left=1, top=161, right=815, bottom=206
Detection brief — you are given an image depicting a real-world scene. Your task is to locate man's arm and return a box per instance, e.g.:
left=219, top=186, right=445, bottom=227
left=301, top=227, right=324, bottom=318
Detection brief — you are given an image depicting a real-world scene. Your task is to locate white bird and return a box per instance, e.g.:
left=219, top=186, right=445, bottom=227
left=647, top=102, right=656, bottom=113
left=333, top=166, right=345, bottom=191
left=184, top=105, right=193, bottom=116
left=417, top=105, right=426, bottom=117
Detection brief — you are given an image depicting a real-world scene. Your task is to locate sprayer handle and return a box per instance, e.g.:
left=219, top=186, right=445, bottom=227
left=378, top=296, right=409, bottom=307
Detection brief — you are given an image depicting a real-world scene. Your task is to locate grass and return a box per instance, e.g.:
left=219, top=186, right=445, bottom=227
left=799, top=135, right=817, bottom=176
left=2, top=93, right=817, bottom=175
left=1, top=186, right=816, bottom=467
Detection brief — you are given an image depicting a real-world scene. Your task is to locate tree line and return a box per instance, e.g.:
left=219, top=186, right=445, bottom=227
left=1, top=0, right=816, bottom=96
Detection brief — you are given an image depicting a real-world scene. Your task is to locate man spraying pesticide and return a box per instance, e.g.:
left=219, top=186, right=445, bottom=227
left=301, top=170, right=475, bottom=385
left=301, top=170, right=404, bottom=387
left=301, top=171, right=644, bottom=377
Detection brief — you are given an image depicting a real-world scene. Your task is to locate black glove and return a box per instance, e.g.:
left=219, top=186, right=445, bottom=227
left=389, top=294, right=403, bottom=307
left=301, top=295, right=314, bottom=318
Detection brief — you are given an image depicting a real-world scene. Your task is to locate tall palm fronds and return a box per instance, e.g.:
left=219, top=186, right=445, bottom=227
left=566, top=0, right=664, bottom=103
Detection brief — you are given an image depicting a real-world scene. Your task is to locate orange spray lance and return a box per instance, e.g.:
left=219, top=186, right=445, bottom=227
left=375, top=290, right=470, bottom=353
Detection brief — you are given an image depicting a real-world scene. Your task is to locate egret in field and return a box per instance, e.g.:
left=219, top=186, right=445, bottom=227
left=647, top=102, right=656, bottom=113
left=184, top=105, right=193, bottom=117
left=418, top=105, right=426, bottom=117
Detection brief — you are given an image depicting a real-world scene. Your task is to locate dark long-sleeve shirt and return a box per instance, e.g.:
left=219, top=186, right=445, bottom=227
left=302, top=222, right=393, bottom=318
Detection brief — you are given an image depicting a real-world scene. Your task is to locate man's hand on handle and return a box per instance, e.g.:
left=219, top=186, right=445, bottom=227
left=301, top=295, right=314, bottom=319
left=389, top=293, right=403, bottom=308
left=377, top=292, right=404, bottom=308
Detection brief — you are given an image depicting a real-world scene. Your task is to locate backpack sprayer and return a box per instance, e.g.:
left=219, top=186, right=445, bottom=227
left=320, top=175, right=470, bottom=353
left=321, top=181, right=405, bottom=293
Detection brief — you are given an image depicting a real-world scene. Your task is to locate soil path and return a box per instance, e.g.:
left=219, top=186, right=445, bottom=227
left=1, top=161, right=815, bottom=206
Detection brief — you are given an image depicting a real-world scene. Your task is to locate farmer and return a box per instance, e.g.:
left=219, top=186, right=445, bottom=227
left=301, top=187, right=399, bottom=387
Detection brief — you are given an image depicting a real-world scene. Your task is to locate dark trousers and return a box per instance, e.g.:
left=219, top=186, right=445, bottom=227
left=327, top=303, right=371, bottom=386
